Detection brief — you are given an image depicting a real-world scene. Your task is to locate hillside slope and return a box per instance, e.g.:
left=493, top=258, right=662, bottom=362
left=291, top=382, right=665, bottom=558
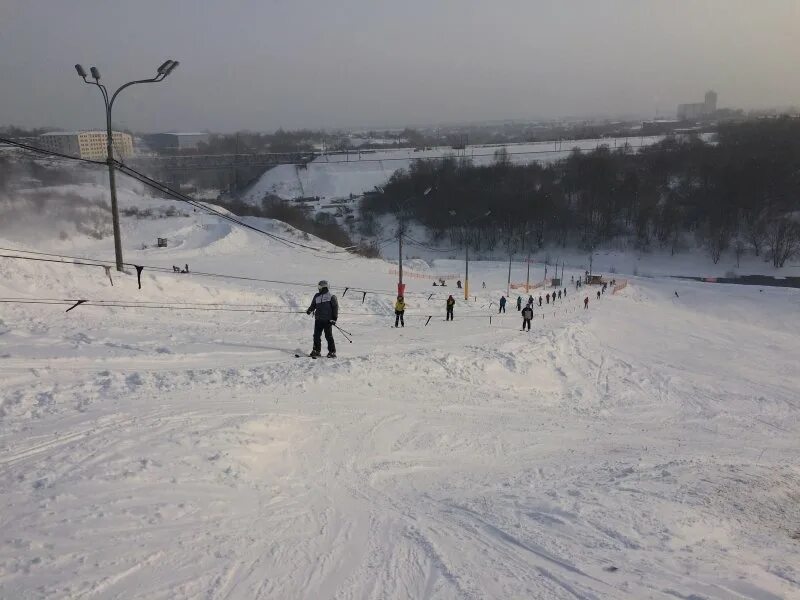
left=1, top=201, right=798, bottom=599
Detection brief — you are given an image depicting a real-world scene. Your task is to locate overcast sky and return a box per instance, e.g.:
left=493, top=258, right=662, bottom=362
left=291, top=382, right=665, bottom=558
left=1, top=0, right=798, bottom=133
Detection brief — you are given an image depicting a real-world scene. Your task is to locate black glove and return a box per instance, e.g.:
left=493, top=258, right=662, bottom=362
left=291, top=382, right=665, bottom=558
left=306, top=309, right=312, bottom=315
left=330, top=320, right=336, bottom=325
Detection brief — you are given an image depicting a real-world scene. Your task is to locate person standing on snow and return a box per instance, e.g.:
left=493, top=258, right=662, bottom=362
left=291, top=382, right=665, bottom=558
left=394, top=295, right=406, bottom=328
left=516, top=296, right=522, bottom=311
left=521, top=303, right=533, bottom=331
left=538, top=295, right=542, bottom=307
left=584, top=296, right=589, bottom=309
left=597, top=290, right=601, bottom=300
left=546, top=293, right=550, bottom=305
left=446, top=295, right=455, bottom=321
left=499, top=296, right=507, bottom=313
left=306, top=280, right=338, bottom=358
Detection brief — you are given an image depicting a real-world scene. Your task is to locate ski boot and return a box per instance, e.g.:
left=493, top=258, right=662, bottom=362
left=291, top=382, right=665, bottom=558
left=309, top=349, right=321, bottom=358
left=327, top=351, right=336, bottom=358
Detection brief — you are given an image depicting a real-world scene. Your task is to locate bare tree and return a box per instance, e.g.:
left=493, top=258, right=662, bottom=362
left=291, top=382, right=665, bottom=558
left=766, top=216, right=800, bottom=268
left=745, top=214, right=767, bottom=256
left=734, top=238, right=745, bottom=268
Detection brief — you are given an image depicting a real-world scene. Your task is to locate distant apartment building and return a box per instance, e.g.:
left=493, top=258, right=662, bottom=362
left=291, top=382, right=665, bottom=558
left=143, top=132, right=210, bottom=152
left=38, top=131, right=134, bottom=160
left=677, top=90, right=718, bottom=121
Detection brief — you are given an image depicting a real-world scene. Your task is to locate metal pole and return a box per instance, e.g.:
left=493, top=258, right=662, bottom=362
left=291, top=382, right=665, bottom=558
left=105, top=103, right=124, bottom=271
left=526, top=249, right=531, bottom=293
left=397, top=220, right=403, bottom=296
left=464, top=241, right=469, bottom=300
left=507, top=248, right=512, bottom=298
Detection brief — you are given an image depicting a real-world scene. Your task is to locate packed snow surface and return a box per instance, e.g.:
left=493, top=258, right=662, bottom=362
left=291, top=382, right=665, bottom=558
left=1, top=197, right=799, bottom=599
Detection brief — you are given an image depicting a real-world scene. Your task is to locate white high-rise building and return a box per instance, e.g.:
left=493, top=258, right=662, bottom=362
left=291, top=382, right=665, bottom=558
left=38, top=131, right=134, bottom=160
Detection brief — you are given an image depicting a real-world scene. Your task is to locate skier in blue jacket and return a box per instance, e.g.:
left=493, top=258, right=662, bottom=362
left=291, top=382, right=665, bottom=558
left=306, top=280, right=338, bottom=357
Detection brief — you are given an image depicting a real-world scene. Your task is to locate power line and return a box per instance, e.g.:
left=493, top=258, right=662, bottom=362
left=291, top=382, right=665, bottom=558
left=0, top=249, right=443, bottom=298
left=0, top=136, right=107, bottom=165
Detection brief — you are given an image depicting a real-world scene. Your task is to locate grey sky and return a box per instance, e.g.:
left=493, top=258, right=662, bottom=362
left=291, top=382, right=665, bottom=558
left=1, top=0, right=798, bottom=133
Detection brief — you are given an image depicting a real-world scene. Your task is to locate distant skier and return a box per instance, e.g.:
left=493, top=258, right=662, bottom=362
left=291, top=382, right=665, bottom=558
left=482, top=282, right=486, bottom=289
left=557, top=290, right=562, bottom=300
left=546, top=293, right=550, bottom=305
left=446, top=295, right=455, bottom=321
left=528, top=295, right=534, bottom=306
left=394, top=295, right=406, bottom=328
left=563, top=288, right=567, bottom=297
left=597, top=290, right=601, bottom=300
left=584, top=296, right=589, bottom=310
left=521, top=304, right=533, bottom=331
left=499, top=296, right=507, bottom=313
left=516, top=296, right=522, bottom=311
left=538, top=295, right=542, bottom=307
left=306, top=280, right=338, bottom=358
left=457, top=280, right=462, bottom=289
left=674, top=291, right=679, bottom=298
left=571, top=275, right=574, bottom=283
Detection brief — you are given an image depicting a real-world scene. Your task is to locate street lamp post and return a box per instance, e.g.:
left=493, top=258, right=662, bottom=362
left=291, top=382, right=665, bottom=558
left=75, top=60, right=179, bottom=271
left=395, top=187, right=431, bottom=296
left=451, top=209, right=491, bottom=300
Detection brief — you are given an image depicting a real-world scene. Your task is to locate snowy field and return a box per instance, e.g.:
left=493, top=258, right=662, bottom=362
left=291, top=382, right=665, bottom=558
left=242, top=136, right=667, bottom=203
left=1, top=193, right=799, bottom=599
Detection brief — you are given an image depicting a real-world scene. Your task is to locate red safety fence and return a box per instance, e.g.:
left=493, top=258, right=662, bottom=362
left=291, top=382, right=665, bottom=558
left=509, top=280, right=548, bottom=290
left=612, top=279, right=628, bottom=294
left=388, top=268, right=461, bottom=281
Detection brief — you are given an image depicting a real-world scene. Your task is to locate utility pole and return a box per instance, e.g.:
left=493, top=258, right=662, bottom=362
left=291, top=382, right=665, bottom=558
left=75, top=60, right=179, bottom=271
left=451, top=209, right=490, bottom=301
left=506, top=250, right=512, bottom=298
left=464, top=242, right=469, bottom=300
left=397, top=219, right=404, bottom=297
left=525, top=252, right=531, bottom=294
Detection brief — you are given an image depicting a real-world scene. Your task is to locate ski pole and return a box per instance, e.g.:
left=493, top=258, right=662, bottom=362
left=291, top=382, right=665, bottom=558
left=333, top=323, right=353, bottom=336
left=333, top=323, right=353, bottom=343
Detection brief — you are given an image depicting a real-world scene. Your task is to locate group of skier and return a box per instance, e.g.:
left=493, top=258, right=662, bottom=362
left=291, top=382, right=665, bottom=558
left=305, top=277, right=610, bottom=356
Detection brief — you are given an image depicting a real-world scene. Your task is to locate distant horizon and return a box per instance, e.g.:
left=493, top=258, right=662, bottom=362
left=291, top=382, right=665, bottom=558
left=2, top=1, right=798, bottom=133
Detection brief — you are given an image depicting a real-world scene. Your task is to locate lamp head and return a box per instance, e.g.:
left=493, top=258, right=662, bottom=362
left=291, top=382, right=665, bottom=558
left=164, top=60, right=179, bottom=75
left=75, top=64, right=87, bottom=78
left=90, top=66, right=101, bottom=80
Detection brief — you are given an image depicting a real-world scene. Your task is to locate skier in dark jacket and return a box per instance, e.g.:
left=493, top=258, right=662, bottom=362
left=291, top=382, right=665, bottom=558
left=538, top=295, right=542, bottom=307
left=516, top=296, right=522, bottom=311
left=306, top=280, right=338, bottom=357
left=499, top=296, right=507, bottom=313
left=521, top=304, right=533, bottom=331
left=446, top=295, right=455, bottom=321
left=584, top=296, right=589, bottom=309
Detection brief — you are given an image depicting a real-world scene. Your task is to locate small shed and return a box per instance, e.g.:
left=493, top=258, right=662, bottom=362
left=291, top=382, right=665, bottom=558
left=586, top=274, right=604, bottom=285
left=157, top=238, right=168, bottom=248
left=551, top=278, right=562, bottom=287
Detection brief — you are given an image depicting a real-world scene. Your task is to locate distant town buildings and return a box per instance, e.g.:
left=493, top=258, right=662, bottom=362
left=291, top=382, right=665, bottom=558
left=677, top=91, right=717, bottom=121
left=143, top=132, right=209, bottom=152
left=38, top=131, right=134, bottom=160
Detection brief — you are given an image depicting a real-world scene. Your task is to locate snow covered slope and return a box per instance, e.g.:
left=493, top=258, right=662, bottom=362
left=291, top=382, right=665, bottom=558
left=243, top=136, right=666, bottom=203
left=1, top=199, right=799, bottom=599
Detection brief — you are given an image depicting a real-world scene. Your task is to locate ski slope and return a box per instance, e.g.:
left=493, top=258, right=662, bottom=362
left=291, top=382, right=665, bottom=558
left=1, top=198, right=799, bottom=599
left=242, top=136, right=666, bottom=203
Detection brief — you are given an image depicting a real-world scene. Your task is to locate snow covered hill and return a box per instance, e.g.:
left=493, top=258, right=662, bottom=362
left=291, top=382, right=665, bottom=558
left=242, top=136, right=666, bottom=203
left=1, top=194, right=799, bottom=599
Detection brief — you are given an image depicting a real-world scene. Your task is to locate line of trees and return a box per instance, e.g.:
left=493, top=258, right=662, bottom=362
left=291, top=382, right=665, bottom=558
left=361, top=119, right=800, bottom=267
